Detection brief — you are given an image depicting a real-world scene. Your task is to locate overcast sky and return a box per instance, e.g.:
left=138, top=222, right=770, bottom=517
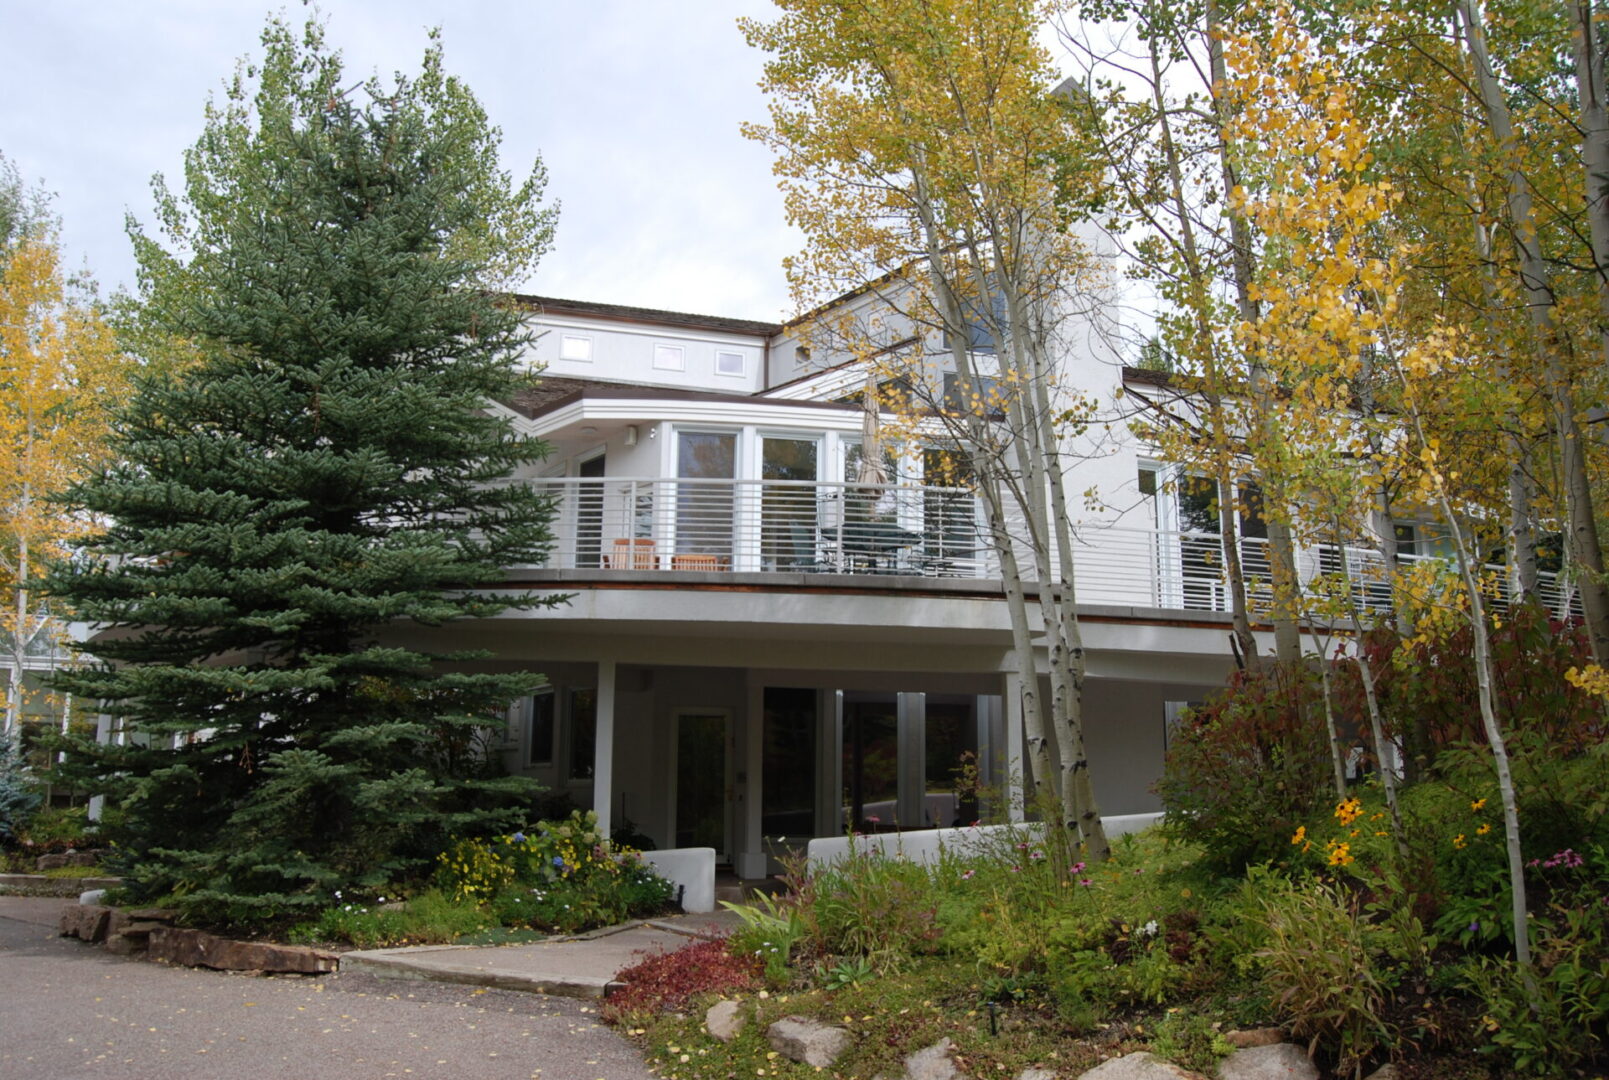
left=0, top=1, right=797, bottom=322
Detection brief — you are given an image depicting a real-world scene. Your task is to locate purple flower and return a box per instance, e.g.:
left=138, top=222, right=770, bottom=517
left=511, top=831, right=526, bottom=844
left=961, top=869, right=975, bottom=880
left=1078, top=877, right=1094, bottom=887
left=1070, top=861, right=1086, bottom=874
left=1468, top=921, right=1480, bottom=933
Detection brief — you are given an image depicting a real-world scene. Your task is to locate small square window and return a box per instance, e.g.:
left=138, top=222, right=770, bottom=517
left=653, top=344, right=686, bottom=371
left=715, top=350, right=746, bottom=377
left=559, top=334, right=592, bottom=362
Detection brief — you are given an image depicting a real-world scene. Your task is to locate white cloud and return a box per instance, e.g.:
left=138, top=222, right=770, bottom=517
left=0, top=0, right=795, bottom=320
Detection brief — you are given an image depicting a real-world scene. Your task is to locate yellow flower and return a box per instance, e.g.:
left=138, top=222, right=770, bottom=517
left=1453, top=834, right=1467, bottom=849
left=1327, top=842, right=1354, bottom=867
left=1291, top=826, right=1308, bottom=846
left=1334, top=797, right=1363, bottom=827
left=1476, top=823, right=1491, bottom=835
left=1471, top=798, right=1487, bottom=812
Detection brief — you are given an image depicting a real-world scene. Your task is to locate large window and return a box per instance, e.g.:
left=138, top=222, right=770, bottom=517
left=762, top=688, right=817, bottom=837
left=676, top=431, right=737, bottom=561
left=527, top=689, right=555, bottom=767
left=567, top=687, right=597, bottom=781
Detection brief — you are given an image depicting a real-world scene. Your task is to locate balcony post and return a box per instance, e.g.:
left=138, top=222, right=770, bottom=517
left=1003, top=671, right=1026, bottom=823
left=594, top=658, right=616, bottom=838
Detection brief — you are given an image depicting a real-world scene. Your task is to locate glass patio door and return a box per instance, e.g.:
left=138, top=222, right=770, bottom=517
left=676, top=432, right=736, bottom=568
left=761, top=436, right=820, bottom=571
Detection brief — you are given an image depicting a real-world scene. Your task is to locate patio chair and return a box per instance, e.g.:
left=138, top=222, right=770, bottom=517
left=602, top=537, right=658, bottom=570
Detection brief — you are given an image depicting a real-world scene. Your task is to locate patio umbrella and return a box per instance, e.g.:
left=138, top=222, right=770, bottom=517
left=857, top=373, right=889, bottom=486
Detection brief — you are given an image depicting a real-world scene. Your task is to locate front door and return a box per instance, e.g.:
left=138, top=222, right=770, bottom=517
left=674, top=710, right=730, bottom=857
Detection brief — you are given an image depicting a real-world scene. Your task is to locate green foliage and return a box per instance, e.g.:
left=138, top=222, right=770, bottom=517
left=1148, top=1010, right=1234, bottom=1074
left=288, top=887, right=492, bottom=948
left=45, top=15, right=560, bottom=927
left=433, top=811, right=674, bottom=935
left=1461, top=905, right=1609, bottom=1076
left=1255, top=875, right=1409, bottom=1075
left=723, top=891, right=809, bottom=985
left=1157, top=662, right=1335, bottom=870
left=0, top=730, right=39, bottom=846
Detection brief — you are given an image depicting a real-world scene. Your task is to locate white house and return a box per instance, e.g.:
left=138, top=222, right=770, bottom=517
left=377, top=292, right=1283, bottom=880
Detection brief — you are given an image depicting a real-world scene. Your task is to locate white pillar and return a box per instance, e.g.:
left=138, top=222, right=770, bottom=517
left=594, top=659, right=616, bottom=838
left=87, top=712, right=113, bottom=822
left=736, top=674, right=767, bottom=879
left=1003, top=671, right=1025, bottom=823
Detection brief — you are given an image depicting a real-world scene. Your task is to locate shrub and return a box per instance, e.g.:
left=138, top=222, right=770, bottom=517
left=434, top=810, right=674, bottom=933
left=602, top=938, right=762, bottom=1021
left=1253, top=874, right=1412, bottom=1077
left=1157, top=662, right=1334, bottom=870
left=0, top=730, right=41, bottom=847
left=289, top=887, right=492, bottom=948
left=803, top=845, right=943, bottom=971
left=1461, top=903, right=1609, bottom=1076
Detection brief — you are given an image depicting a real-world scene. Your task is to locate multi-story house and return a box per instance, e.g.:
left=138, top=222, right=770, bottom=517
left=384, top=292, right=1280, bottom=881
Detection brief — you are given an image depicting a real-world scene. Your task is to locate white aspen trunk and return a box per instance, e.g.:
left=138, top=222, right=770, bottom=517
left=1146, top=28, right=1260, bottom=667
left=1205, top=0, right=1303, bottom=666
left=1383, top=335, right=1534, bottom=978
left=1462, top=0, right=1609, bottom=665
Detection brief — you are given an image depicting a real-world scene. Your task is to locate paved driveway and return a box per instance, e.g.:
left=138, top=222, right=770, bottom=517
left=0, top=897, right=656, bottom=1080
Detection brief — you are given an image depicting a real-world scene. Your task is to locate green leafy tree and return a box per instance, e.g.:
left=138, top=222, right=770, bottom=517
left=46, top=18, right=560, bottom=926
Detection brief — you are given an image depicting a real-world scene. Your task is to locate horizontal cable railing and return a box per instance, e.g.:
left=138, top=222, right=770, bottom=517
left=519, top=477, right=1586, bottom=619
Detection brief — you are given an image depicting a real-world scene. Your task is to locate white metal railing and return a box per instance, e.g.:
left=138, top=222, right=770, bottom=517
left=528, top=476, right=992, bottom=578
left=520, top=477, right=1586, bottom=619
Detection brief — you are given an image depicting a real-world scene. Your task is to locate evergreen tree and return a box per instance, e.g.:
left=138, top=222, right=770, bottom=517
left=46, top=18, right=560, bottom=926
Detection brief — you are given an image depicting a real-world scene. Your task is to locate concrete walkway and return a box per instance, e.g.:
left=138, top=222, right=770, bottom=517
left=342, top=909, right=744, bottom=999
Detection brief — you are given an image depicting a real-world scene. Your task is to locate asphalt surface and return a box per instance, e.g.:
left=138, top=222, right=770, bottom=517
left=0, top=897, right=658, bottom=1080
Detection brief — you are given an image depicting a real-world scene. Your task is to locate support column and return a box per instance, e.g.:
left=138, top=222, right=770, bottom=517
left=1003, top=671, right=1025, bottom=823
left=88, top=712, right=113, bottom=822
left=594, top=659, right=616, bottom=839
left=736, top=675, right=767, bottom=879
left=897, top=692, right=925, bottom=828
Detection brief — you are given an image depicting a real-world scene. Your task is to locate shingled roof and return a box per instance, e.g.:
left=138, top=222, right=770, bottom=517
left=509, top=294, right=782, bottom=338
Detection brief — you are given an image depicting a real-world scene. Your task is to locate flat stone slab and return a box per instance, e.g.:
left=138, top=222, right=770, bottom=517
left=147, top=927, right=337, bottom=974
left=1217, top=1044, right=1317, bottom=1080
left=342, top=916, right=730, bottom=1000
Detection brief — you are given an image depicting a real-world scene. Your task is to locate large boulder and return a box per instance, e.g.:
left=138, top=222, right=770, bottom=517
left=1078, top=1052, right=1209, bottom=1079
left=58, top=904, right=112, bottom=943
left=1216, top=1044, right=1318, bottom=1080
left=903, top=1038, right=964, bottom=1080
left=767, top=1015, right=851, bottom=1068
left=705, top=999, right=746, bottom=1044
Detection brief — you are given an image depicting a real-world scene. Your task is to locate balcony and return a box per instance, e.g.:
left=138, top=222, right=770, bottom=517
left=521, top=477, right=1585, bottom=620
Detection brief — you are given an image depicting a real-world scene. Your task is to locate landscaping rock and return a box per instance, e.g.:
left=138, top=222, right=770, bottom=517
left=767, top=1015, right=850, bottom=1068
left=147, top=927, right=337, bottom=974
left=59, top=903, right=112, bottom=942
left=1223, top=1028, right=1284, bottom=1049
left=705, top=999, right=746, bottom=1043
left=78, top=889, right=106, bottom=905
left=37, top=850, right=102, bottom=870
left=1361, top=1067, right=1399, bottom=1080
left=903, top=1037, right=963, bottom=1080
left=1216, top=1043, right=1317, bottom=1080
left=1078, top=1052, right=1208, bottom=1079
left=1016, top=1070, right=1057, bottom=1080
